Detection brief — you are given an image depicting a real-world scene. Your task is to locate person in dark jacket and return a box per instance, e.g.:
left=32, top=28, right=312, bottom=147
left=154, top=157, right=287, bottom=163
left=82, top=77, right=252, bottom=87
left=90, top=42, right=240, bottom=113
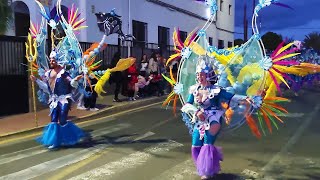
left=110, top=52, right=123, bottom=102
left=83, top=73, right=99, bottom=111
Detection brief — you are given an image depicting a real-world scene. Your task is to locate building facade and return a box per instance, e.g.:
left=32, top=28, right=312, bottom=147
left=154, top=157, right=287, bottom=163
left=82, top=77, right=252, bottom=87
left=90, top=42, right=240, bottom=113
left=6, top=0, right=235, bottom=49
left=1, top=0, right=235, bottom=116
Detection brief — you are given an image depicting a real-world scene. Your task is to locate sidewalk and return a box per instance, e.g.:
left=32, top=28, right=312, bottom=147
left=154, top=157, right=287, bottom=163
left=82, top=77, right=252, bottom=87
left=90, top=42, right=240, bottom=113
left=0, top=94, right=165, bottom=138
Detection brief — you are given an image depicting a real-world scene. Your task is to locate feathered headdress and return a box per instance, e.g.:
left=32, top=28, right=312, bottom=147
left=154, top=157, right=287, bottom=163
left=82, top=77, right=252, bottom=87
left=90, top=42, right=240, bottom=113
left=196, top=56, right=218, bottom=81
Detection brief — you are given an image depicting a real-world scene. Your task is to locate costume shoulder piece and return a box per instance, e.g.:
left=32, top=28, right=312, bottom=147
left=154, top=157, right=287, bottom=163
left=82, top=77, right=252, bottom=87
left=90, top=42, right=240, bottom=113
left=189, top=84, right=199, bottom=94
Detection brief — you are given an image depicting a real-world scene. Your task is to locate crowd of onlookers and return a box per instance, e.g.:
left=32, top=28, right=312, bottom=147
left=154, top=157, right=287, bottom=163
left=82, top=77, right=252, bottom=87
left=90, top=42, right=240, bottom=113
left=77, top=51, right=179, bottom=111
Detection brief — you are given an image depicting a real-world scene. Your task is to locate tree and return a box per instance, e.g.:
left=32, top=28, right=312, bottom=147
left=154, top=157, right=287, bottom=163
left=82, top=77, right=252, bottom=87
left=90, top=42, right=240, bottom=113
left=285, top=37, right=294, bottom=43
left=261, top=32, right=283, bottom=52
left=0, top=0, right=12, bottom=35
left=234, top=39, right=244, bottom=46
left=303, top=32, right=320, bottom=51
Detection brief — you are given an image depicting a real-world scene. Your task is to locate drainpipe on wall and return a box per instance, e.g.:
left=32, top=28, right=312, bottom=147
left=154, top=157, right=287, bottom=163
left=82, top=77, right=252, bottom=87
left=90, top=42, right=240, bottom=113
left=128, top=0, right=131, bottom=56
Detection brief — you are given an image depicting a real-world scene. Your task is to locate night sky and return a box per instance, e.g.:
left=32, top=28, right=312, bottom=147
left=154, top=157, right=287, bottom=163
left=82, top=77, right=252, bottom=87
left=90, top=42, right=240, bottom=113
left=234, top=0, right=320, bottom=41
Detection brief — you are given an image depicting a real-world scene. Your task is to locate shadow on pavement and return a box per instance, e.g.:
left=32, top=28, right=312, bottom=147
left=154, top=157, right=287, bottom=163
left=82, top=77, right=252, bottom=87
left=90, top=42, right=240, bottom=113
left=67, top=133, right=169, bottom=148
left=214, top=173, right=243, bottom=180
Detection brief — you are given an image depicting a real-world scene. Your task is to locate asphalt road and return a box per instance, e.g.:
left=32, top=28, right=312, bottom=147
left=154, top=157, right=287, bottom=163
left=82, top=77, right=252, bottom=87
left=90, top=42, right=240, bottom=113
left=0, top=88, right=319, bottom=180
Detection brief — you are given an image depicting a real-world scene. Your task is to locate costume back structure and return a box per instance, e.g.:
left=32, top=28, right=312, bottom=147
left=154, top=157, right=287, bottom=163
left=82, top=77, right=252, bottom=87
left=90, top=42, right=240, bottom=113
left=161, top=0, right=320, bottom=178
left=27, top=0, right=135, bottom=149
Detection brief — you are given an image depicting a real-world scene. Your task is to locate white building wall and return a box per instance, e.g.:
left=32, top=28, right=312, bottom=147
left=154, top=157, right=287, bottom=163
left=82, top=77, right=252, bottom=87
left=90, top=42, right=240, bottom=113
left=6, top=0, right=39, bottom=36
left=6, top=0, right=235, bottom=47
left=130, top=0, right=216, bottom=45
left=216, top=0, right=235, bottom=47
left=7, top=0, right=81, bottom=38
left=83, top=0, right=218, bottom=45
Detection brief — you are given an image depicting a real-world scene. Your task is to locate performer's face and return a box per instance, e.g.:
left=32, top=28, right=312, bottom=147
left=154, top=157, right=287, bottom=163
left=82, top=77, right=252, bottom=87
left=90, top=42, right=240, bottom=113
left=197, top=72, right=207, bottom=84
left=49, top=58, right=58, bottom=69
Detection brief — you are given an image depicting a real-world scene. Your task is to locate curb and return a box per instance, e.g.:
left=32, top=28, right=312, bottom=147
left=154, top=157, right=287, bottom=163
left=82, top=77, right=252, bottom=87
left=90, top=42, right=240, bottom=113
left=75, top=96, right=166, bottom=122
left=0, top=96, right=165, bottom=142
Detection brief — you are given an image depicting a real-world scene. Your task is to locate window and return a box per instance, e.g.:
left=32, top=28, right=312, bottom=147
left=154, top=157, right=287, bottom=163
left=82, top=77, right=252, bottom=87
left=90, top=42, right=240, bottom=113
left=158, top=26, right=170, bottom=49
left=220, top=0, right=223, bottom=11
left=229, top=4, right=232, bottom=15
left=179, top=31, right=187, bottom=42
left=228, top=41, right=233, bottom=48
left=209, top=37, right=213, bottom=46
left=133, top=20, right=148, bottom=47
left=218, top=40, right=224, bottom=49
left=13, top=1, right=30, bottom=36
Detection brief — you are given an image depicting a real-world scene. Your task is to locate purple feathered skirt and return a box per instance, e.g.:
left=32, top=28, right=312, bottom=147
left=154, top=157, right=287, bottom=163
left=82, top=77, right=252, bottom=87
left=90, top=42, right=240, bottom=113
left=192, top=145, right=223, bottom=177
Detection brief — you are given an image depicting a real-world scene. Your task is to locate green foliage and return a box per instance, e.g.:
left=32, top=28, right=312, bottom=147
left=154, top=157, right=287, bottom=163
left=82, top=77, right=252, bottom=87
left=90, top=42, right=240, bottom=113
left=303, top=32, right=320, bottom=51
left=234, top=39, right=244, bottom=46
left=261, top=32, right=283, bottom=52
left=0, top=0, right=12, bottom=35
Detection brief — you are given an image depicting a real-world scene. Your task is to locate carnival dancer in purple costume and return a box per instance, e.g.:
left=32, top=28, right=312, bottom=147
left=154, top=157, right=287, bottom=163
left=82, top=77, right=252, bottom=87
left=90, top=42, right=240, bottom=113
left=30, top=51, right=86, bottom=150
left=181, top=57, right=257, bottom=179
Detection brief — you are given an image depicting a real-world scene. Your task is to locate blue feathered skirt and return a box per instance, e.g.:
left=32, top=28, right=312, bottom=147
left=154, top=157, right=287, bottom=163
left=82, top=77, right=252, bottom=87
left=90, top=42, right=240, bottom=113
left=36, top=121, right=86, bottom=148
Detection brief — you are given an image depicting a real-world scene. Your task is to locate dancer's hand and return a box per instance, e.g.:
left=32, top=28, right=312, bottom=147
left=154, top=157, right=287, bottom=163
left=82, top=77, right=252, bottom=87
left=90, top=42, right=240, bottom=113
left=246, top=97, right=253, bottom=104
left=196, top=110, right=206, bottom=121
left=75, top=75, right=83, bottom=81
left=246, top=96, right=263, bottom=109
left=30, top=75, right=36, bottom=82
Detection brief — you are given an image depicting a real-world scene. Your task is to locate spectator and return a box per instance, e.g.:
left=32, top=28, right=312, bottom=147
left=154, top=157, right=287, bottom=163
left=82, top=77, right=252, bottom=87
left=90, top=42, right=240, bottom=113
left=158, top=56, right=168, bottom=95
left=169, top=59, right=179, bottom=79
left=76, top=93, right=86, bottom=110
left=167, top=59, right=179, bottom=93
left=148, top=73, right=163, bottom=96
left=148, top=52, right=159, bottom=75
left=140, top=54, right=148, bottom=77
left=83, top=73, right=99, bottom=111
left=135, top=72, right=152, bottom=98
left=127, top=59, right=138, bottom=101
left=110, top=52, right=123, bottom=102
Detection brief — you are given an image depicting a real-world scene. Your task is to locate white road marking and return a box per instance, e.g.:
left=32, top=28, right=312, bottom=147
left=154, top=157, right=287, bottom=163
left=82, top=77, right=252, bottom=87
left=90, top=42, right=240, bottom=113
left=0, top=129, right=153, bottom=180
left=0, top=123, right=131, bottom=166
left=276, top=112, right=304, bottom=118
left=153, top=159, right=197, bottom=180
left=0, top=146, right=40, bottom=158
left=0, top=149, right=47, bottom=166
left=0, top=146, right=107, bottom=180
left=252, top=112, right=305, bottom=118
left=133, top=131, right=155, bottom=141
left=261, top=104, right=320, bottom=177
left=69, top=140, right=184, bottom=180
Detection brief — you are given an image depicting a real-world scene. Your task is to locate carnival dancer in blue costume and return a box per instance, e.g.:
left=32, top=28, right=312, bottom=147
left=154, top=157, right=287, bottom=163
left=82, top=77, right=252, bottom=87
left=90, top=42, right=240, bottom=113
left=30, top=50, right=86, bottom=150
left=181, top=57, right=257, bottom=179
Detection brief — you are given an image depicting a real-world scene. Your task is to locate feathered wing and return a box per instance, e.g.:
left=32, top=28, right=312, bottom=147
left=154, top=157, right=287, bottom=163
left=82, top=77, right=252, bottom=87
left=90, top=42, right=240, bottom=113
left=214, top=36, right=266, bottom=135
left=261, top=41, right=320, bottom=97
left=67, top=4, right=88, bottom=31
left=28, top=1, right=52, bottom=103
left=32, top=0, right=103, bottom=100
left=94, top=57, right=136, bottom=97
left=166, top=28, right=198, bottom=66
left=34, top=0, right=50, bottom=72
left=240, top=39, right=318, bottom=137
left=109, top=57, right=136, bottom=72
left=56, top=0, right=110, bottom=96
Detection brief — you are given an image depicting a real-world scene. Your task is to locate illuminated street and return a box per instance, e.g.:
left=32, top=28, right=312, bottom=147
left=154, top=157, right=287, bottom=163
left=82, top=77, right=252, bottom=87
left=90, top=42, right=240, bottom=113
left=0, top=88, right=319, bottom=180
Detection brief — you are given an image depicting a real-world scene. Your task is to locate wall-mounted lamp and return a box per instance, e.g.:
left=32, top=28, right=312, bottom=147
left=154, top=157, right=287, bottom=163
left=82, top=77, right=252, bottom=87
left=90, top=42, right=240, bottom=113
left=91, top=5, right=95, bottom=14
